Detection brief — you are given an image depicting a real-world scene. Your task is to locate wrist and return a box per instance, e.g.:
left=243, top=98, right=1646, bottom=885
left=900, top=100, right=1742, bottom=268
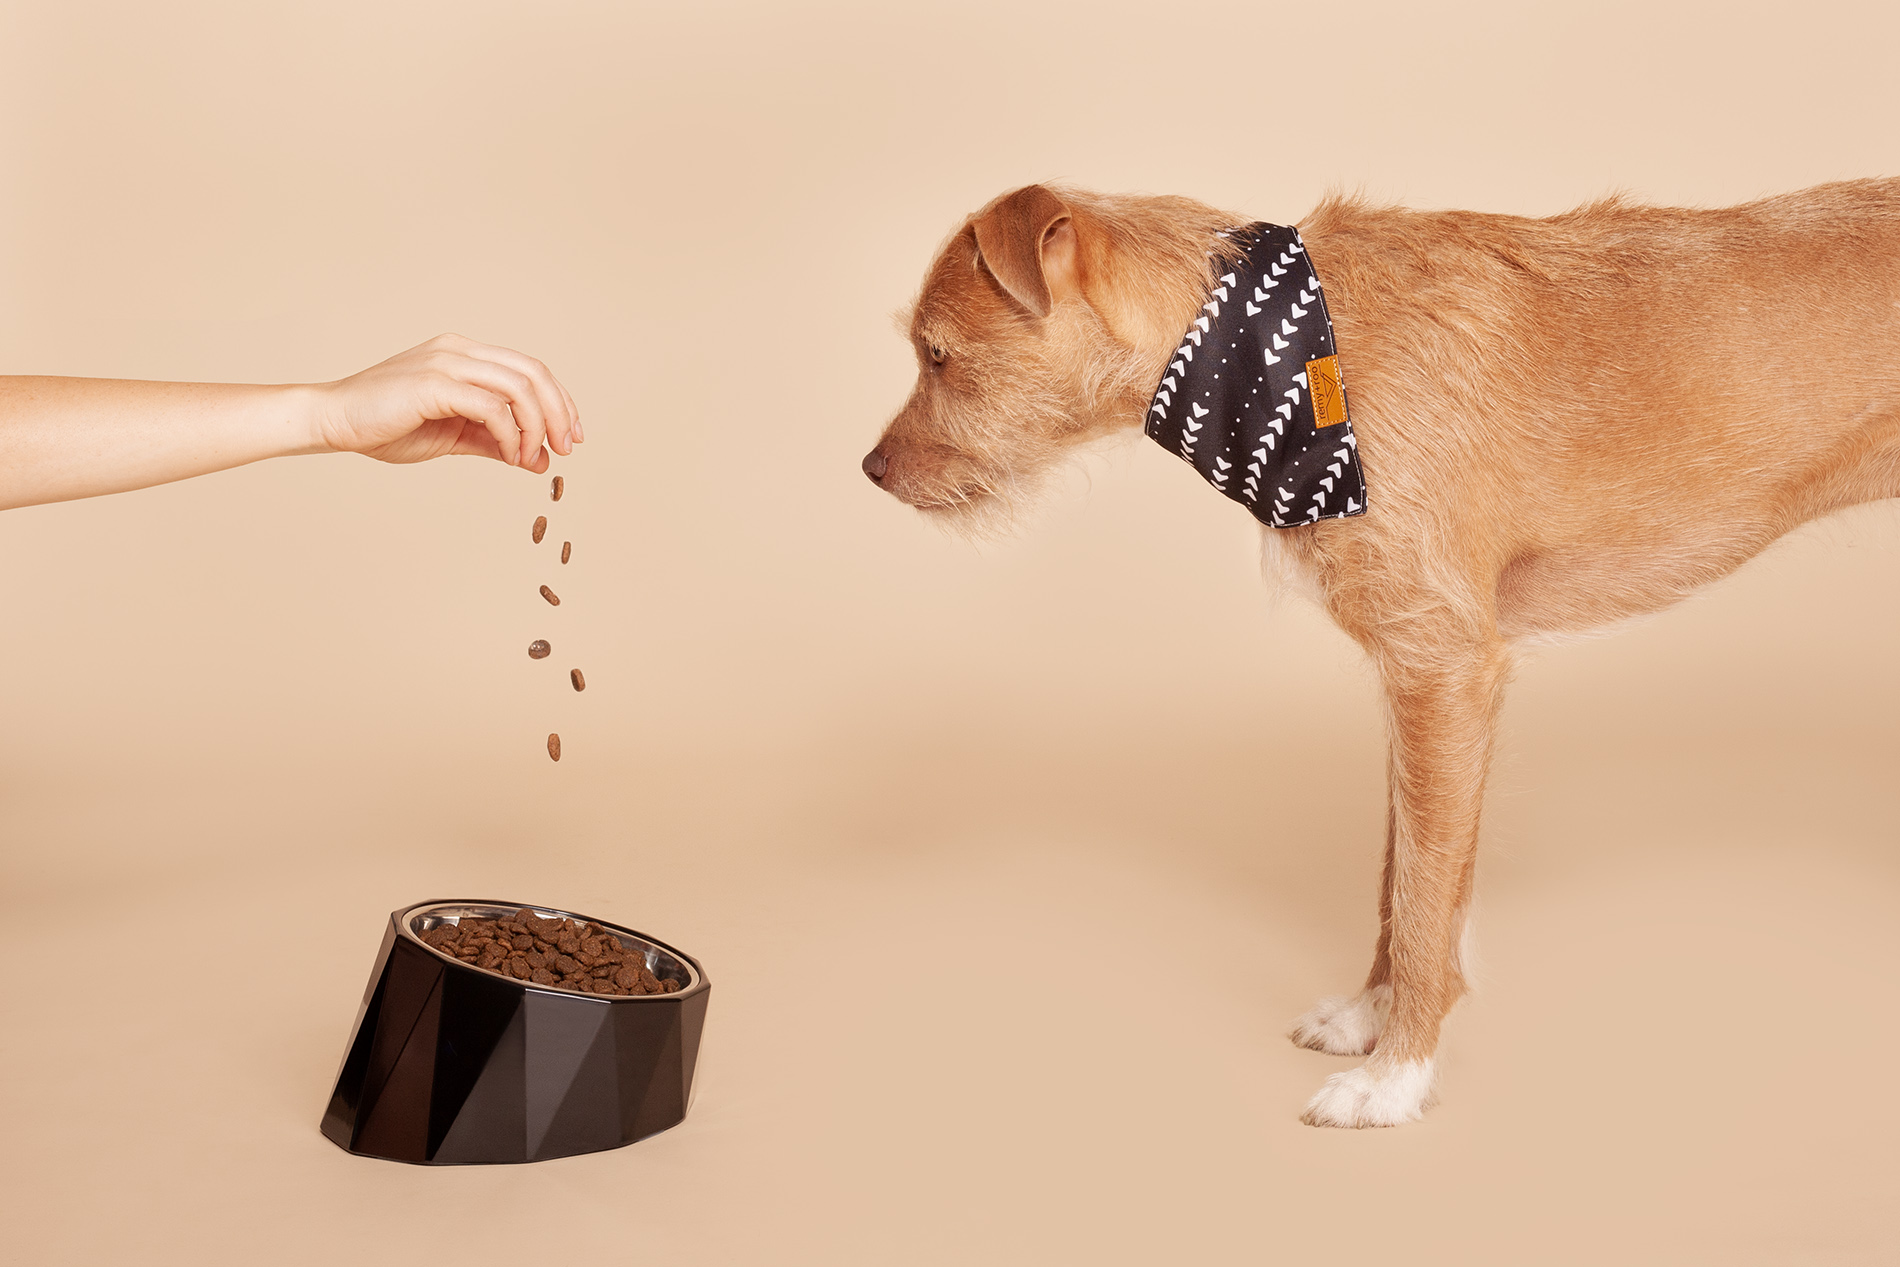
left=280, top=382, right=339, bottom=456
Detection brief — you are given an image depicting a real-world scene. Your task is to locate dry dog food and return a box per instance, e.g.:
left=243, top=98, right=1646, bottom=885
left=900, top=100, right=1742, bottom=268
left=526, top=477, right=576, bottom=762
left=419, top=910, right=683, bottom=996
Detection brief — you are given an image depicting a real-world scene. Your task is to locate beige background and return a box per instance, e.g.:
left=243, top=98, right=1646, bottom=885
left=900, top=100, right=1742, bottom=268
left=2, top=1, right=1897, bottom=1262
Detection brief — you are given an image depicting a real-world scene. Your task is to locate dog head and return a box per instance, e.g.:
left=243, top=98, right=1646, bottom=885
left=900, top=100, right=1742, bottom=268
left=863, top=184, right=1225, bottom=536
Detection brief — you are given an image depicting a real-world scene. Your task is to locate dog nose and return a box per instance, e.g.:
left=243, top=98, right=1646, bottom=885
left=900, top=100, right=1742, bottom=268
left=861, top=447, right=888, bottom=484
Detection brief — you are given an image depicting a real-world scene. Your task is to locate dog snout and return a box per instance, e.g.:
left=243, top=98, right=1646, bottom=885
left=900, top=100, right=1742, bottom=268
left=861, top=446, right=889, bottom=484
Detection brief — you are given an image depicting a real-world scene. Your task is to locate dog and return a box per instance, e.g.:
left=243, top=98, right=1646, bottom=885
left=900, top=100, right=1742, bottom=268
left=862, top=179, right=1900, bottom=1127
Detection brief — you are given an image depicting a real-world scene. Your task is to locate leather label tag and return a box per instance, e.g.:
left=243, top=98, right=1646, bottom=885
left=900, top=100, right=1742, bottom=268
left=1306, top=354, right=1348, bottom=428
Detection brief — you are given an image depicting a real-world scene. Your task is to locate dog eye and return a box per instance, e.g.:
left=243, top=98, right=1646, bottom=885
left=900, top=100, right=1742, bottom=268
left=929, top=344, right=947, bottom=365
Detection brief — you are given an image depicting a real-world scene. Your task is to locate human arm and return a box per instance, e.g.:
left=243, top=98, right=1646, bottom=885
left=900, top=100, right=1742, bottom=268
left=0, top=333, right=581, bottom=511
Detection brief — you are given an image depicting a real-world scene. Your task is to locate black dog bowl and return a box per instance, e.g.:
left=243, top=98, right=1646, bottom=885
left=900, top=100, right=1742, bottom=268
left=320, top=900, right=710, bottom=1165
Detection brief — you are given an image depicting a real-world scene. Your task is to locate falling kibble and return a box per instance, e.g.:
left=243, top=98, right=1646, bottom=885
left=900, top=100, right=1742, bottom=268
left=530, top=477, right=573, bottom=764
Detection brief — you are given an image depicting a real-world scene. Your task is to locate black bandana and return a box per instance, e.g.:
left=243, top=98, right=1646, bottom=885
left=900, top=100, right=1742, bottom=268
left=1144, top=224, right=1366, bottom=528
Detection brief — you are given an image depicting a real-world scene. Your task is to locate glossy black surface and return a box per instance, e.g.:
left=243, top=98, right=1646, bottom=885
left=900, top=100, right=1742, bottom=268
left=320, top=900, right=710, bottom=1165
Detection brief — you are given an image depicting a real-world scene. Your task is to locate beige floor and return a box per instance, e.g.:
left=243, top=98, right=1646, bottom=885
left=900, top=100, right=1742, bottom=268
left=3, top=2, right=1898, bottom=1263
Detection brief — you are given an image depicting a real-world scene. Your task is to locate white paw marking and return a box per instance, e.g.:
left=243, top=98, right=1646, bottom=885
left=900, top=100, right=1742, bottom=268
left=1300, top=1058, right=1437, bottom=1128
left=1288, top=983, right=1390, bottom=1055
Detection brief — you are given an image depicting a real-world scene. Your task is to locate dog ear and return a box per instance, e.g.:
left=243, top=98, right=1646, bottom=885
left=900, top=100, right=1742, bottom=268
left=971, top=185, right=1074, bottom=318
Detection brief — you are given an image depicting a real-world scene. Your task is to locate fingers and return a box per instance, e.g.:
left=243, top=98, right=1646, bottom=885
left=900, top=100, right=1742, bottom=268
left=434, top=382, right=524, bottom=467
left=445, top=358, right=552, bottom=469
left=558, top=379, right=583, bottom=445
left=429, top=334, right=579, bottom=456
left=446, top=421, right=504, bottom=463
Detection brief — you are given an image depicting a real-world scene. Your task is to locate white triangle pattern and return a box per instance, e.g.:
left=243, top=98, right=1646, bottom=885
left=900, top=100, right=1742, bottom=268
left=1143, top=224, right=1366, bottom=529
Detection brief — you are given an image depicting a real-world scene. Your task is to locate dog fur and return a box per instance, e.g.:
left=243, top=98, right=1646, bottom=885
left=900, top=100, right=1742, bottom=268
left=863, top=179, right=1900, bottom=1126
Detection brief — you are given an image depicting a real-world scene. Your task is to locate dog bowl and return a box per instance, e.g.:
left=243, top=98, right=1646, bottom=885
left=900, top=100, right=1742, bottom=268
left=320, top=900, right=710, bottom=1165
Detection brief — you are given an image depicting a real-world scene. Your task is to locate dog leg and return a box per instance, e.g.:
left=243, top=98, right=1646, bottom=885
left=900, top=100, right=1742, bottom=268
left=1290, top=793, right=1400, bottom=1055
left=1288, top=983, right=1392, bottom=1056
left=1289, top=908, right=1476, bottom=1056
left=1301, top=640, right=1507, bottom=1127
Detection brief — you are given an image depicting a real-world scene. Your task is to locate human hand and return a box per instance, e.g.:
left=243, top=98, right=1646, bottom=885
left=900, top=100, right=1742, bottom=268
left=308, top=333, right=581, bottom=473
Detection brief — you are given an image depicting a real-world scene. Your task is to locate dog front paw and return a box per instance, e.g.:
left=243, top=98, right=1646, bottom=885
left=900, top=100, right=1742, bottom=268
left=1300, top=1058, right=1437, bottom=1128
left=1288, top=984, right=1390, bottom=1055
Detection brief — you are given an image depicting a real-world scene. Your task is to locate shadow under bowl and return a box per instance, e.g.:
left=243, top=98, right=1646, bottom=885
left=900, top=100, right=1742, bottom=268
left=320, top=899, right=710, bottom=1165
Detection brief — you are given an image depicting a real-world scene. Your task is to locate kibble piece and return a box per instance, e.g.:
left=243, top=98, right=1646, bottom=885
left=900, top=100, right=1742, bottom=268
left=570, top=668, right=586, bottom=692
left=561, top=541, right=571, bottom=565
left=551, top=475, right=564, bottom=501
left=530, top=968, right=558, bottom=986
left=540, top=585, right=560, bottom=606
left=532, top=515, right=547, bottom=544
left=547, top=733, right=561, bottom=762
left=528, top=640, right=551, bottom=660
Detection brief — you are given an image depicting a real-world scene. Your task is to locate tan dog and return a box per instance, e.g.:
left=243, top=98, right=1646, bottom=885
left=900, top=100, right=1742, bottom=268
left=863, top=179, right=1900, bottom=1127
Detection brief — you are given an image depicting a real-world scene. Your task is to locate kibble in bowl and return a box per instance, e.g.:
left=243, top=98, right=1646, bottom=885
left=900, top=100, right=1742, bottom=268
left=321, top=900, right=709, bottom=1166
left=418, top=908, right=683, bottom=996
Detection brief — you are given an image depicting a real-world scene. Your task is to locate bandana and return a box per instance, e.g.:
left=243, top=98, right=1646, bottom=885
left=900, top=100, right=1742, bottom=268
left=1144, top=223, right=1366, bottom=528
